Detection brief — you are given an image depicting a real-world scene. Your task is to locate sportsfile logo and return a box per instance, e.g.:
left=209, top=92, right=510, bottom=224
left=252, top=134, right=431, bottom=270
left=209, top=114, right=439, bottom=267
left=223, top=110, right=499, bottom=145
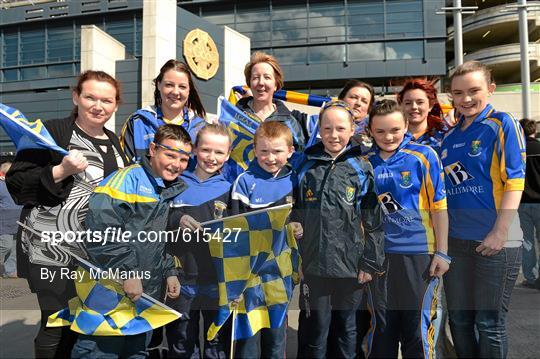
left=378, top=192, right=403, bottom=214
left=444, top=161, right=474, bottom=186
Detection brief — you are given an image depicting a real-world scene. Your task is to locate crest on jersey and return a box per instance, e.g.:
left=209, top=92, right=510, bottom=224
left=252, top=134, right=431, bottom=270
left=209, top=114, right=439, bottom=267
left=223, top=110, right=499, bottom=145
left=468, top=140, right=482, bottom=157
left=399, top=171, right=413, bottom=189
left=345, top=186, right=355, bottom=202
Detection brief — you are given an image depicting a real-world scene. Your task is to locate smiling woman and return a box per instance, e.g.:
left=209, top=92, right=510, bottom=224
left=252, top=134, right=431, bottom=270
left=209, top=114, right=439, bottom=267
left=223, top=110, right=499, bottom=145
left=120, top=59, right=208, bottom=162
left=5, top=70, right=128, bottom=358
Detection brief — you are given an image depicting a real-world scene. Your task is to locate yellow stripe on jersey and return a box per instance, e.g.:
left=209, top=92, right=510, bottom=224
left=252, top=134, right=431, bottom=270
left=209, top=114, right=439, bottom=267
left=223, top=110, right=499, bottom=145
left=402, top=147, right=444, bottom=253
left=94, top=185, right=157, bottom=204
left=490, top=141, right=505, bottom=209
left=402, top=149, right=435, bottom=209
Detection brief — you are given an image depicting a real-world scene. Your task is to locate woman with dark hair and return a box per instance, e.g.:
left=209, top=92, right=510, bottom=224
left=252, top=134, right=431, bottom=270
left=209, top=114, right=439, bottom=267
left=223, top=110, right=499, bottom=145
left=6, top=70, right=128, bottom=358
left=397, top=78, right=447, bottom=152
left=120, top=59, right=207, bottom=162
left=338, top=79, right=375, bottom=136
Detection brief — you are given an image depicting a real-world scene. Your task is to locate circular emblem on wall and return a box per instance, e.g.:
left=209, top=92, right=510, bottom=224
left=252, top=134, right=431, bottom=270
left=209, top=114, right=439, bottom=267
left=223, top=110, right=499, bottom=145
left=183, top=29, right=220, bottom=80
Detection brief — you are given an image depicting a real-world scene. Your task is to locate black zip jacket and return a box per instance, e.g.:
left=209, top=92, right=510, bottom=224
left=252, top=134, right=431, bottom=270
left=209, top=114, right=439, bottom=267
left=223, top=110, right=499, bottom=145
left=294, top=142, right=384, bottom=278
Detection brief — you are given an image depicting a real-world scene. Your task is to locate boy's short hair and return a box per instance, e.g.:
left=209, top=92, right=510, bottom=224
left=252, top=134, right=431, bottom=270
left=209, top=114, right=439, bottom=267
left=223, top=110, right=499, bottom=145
left=254, top=121, right=293, bottom=148
left=368, top=99, right=405, bottom=128
left=195, top=123, right=233, bottom=148
left=154, top=124, right=192, bottom=147
left=520, top=118, right=537, bottom=137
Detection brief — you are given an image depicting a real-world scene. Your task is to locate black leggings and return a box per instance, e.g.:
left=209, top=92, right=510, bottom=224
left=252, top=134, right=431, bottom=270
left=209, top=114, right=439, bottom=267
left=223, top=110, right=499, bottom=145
left=28, top=264, right=78, bottom=358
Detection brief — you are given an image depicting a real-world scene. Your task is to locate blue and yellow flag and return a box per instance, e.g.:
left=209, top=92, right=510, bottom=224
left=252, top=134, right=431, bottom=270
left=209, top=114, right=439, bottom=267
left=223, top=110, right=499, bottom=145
left=229, top=86, right=333, bottom=107
left=217, top=97, right=260, bottom=181
left=203, top=204, right=299, bottom=340
left=47, top=258, right=181, bottom=336
left=0, top=103, right=68, bottom=155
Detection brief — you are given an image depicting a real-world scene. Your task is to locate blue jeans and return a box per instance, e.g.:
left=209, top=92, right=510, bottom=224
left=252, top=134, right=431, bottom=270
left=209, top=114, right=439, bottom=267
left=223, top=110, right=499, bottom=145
left=0, top=233, right=17, bottom=275
left=518, top=203, right=540, bottom=282
left=444, top=238, right=521, bottom=358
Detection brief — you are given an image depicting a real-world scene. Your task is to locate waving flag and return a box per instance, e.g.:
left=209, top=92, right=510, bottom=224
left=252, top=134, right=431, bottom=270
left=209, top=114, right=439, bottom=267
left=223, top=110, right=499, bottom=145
left=47, top=257, right=181, bottom=336
left=0, top=103, right=68, bottom=155
left=203, top=204, right=299, bottom=340
left=217, top=96, right=259, bottom=181
left=230, top=86, right=333, bottom=108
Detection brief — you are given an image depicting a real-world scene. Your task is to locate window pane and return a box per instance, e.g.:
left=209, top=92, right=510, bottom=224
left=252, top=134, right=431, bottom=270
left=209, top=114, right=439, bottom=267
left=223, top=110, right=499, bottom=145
left=47, top=25, right=74, bottom=62
left=272, top=47, right=307, bottom=65
left=2, top=32, right=18, bottom=67
left=2, top=69, right=18, bottom=81
left=21, top=29, right=45, bottom=65
left=309, top=44, right=344, bottom=63
left=105, top=18, right=134, bottom=55
left=48, top=63, right=73, bottom=77
left=272, top=29, right=307, bottom=46
left=386, top=41, right=423, bottom=59
left=349, top=43, right=384, bottom=61
left=272, top=4, right=306, bottom=21
left=21, top=66, right=46, bottom=80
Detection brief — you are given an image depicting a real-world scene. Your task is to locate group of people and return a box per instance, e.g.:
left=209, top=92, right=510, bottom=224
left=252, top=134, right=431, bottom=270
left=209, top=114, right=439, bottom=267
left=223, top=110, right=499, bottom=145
left=2, top=50, right=534, bottom=359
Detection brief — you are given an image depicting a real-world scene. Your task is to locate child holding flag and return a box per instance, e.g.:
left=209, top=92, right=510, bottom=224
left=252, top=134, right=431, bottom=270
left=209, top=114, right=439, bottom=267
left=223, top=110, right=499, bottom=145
left=230, top=121, right=301, bottom=358
left=72, top=124, right=191, bottom=358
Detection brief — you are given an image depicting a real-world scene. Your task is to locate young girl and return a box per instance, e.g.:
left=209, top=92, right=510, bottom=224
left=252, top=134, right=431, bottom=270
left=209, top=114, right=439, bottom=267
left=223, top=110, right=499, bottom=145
left=295, top=100, right=384, bottom=359
left=441, top=61, right=525, bottom=358
left=366, top=99, right=449, bottom=358
left=165, top=123, right=232, bottom=358
left=397, top=78, right=448, bottom=152
left=121, top=59, right=207, bottom=162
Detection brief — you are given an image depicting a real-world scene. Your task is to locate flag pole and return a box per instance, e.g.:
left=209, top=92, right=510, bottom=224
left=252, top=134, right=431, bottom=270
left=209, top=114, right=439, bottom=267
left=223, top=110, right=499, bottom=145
left=16, top=220, right=182, bottom=315
left=230, top=300, right=238, bottom=359
left=199, top=203, right=292, bottom=227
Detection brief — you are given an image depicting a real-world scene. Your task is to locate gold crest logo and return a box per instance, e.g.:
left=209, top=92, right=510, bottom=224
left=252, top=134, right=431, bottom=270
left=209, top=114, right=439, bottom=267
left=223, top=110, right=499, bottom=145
left=183, top=29, right=220, bottom=80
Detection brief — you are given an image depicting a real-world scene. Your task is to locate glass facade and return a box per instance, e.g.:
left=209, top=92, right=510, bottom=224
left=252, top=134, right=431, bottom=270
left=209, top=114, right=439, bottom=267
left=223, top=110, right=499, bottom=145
left=184, top=0, right=426, bottom=67
left=0, top=12, right=142, bottom=82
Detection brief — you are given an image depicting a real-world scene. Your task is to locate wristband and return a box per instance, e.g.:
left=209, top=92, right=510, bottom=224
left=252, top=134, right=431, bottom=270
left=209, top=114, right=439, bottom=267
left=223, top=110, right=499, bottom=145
left=434, top=251, right=452, bottom=264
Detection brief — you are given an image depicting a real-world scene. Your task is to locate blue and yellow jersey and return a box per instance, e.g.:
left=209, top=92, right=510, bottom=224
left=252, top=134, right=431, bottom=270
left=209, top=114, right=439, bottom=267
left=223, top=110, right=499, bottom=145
left=367, top=133, right=447, bottom=254
left=120, top=105, right=205, bottom=162
left=440, top=104, right=526, bottom=240
left=85, top=156, right=186, bottom=299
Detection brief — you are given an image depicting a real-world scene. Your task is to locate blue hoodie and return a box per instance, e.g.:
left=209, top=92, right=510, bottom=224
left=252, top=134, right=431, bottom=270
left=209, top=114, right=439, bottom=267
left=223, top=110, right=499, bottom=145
left=167, top=169, right=231, bottom=284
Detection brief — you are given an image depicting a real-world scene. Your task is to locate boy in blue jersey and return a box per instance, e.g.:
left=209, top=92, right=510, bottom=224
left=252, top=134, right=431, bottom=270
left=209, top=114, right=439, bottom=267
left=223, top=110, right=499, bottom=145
left=441, top=61, right=525, bottom=358
left=295, top=101, right=384, bottom=359
left=230, top=121, right=300, bottom=358
left=165, top=124, right=233, bottom=358
left=72, top=124, right=191, bottom=358
left=366, top=100, right=449, bottom=358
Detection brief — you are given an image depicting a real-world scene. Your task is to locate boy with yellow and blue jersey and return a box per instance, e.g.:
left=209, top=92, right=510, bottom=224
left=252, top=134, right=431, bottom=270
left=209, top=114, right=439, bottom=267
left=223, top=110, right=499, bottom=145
left=72, top=124, right=192, bottom=358
left=365, top=100, right=449, bottom=359
left=441, top=61, right=525, bottom=358
left=230, top=121, right=300, bottom=359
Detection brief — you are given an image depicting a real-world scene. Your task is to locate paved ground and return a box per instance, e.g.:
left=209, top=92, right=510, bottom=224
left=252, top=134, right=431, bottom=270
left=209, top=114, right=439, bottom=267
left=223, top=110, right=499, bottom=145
left=1, top=277, right=538, bottom=358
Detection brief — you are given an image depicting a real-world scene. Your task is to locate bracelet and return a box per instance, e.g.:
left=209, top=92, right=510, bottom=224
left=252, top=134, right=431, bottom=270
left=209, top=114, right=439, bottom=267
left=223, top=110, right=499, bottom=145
left=434, top=251, right=452, bottom=264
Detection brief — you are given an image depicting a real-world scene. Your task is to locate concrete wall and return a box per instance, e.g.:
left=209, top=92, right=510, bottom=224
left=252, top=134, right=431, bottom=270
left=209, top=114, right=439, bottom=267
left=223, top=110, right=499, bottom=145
left=115, top=58, right=142, bottom=134
left=80, top=25, right=126, bottom=132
